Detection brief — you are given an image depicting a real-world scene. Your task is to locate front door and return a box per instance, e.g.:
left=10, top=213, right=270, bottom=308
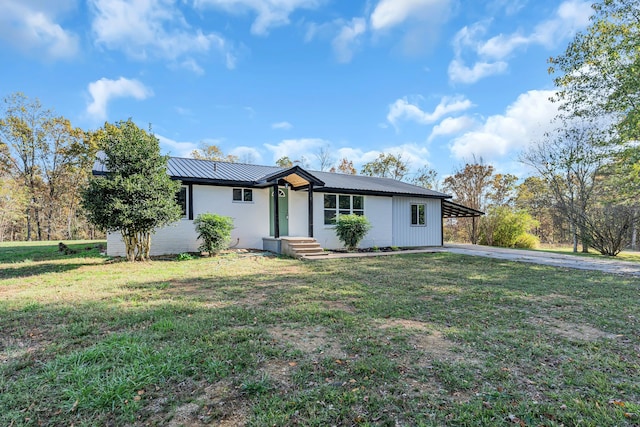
left=270, top=187, right=289, bottom=236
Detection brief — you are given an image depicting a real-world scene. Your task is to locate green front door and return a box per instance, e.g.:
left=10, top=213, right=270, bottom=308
left=270, top=187, right=289, bottom=236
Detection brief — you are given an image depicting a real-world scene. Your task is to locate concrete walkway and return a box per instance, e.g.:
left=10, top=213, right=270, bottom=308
left=320, top=244, right=640, bottom=277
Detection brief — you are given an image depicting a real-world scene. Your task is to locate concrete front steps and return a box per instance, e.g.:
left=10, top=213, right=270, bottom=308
left=280, top=237, right=329, bottom=260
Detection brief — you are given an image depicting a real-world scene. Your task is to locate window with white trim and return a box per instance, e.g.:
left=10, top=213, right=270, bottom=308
left=233, top=188, right=253, bottom=202
left=411, top=204, right=426, bottom=226
left=177, top=186, right=188, bottom=218
left=324, top=194, right=364, bottom=225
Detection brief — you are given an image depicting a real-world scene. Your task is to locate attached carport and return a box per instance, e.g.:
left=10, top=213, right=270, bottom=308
left=441, top=200, right=484, bottom=246
left=442, top=200, right=484, bottom=218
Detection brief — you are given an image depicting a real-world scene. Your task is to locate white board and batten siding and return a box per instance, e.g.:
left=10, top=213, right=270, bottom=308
left=392, top=197, right=442, bottom=247
left=312, top=194, right=393, bottom=250
left=107, top=185, right=272, bottom=257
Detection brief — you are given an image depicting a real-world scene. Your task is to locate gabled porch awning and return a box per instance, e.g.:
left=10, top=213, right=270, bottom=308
left=254, top=166, right=325, bottom=190
left=256, top=166, right=324, bottom=190
left=256, top=166, right=325, bottom=239
left=442, top=200, right=484, bottom=218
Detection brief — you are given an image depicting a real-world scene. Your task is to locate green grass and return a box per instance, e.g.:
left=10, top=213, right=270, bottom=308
left=535, top=244, right=640, bottom=263
left=1, top=241, right=639, bottom=426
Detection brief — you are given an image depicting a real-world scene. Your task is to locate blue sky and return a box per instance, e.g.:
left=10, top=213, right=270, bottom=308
left=0, top=0, right=593, bottom=180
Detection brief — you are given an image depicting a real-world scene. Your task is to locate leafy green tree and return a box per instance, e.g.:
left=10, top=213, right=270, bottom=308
left=82, top=119, right=182, bottom=261
left=550, top=0, right=639, bottom=193
left=194, top=213, right=234, bottom=256
left=334, top=214, right=371, bottom=251
left=515, top=176, right=566, bottom=244
left=410, top=166, right=439, bottom=190
left=0, top=174, right=28, bottom=241
left=275, top=156, right=293, bottom=168
left=360, top=153, right=408, bottom=180
left=191, top=143, right=238, bottom=162
left=0, top=93, right=50, bottom=240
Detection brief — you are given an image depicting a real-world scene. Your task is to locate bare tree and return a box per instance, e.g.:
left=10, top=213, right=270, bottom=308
left=521, top=121, right=605, bottom=252
left=315, top=145, right=334, bottom=171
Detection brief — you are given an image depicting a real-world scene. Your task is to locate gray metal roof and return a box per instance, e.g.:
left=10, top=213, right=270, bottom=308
left=170, top=157, right=449, bottom=199
left=310, top=169, right=449, bottom=198
left=93, top=156, right=451, bottom=199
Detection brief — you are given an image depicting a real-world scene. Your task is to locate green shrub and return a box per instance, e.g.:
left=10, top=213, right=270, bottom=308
left=194, top=213, right=234, bottom=256
left=514, top=233, right=539, bottom=249
left=479, top=206, right=539, bottom=248
left=176, top=252, right=194, bottom=261
left=334, top=214, right=371, bottom=251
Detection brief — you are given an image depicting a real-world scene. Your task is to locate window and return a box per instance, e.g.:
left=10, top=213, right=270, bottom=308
left=233, top=188, right=253, bottom=202
left=411, top=204, right=426, bottom=226
left=324, top=194, right=364, bottom=225
left=176, top=186, right=188, bottom=218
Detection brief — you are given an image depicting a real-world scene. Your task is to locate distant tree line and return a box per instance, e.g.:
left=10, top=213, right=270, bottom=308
left=0, top=93, right=100, bottom=241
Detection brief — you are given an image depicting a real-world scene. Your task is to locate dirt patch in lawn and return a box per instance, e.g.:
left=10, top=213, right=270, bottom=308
left=377, top=319, right=464, bottom=362
left=269, top=325, right=346, bottom=360
left=260, top=359, right=295, bottom=390
left=322, top=300, right=357, bottom=313
left=532, top=317, right=617, bottom=341
left=148, top=379, right=250, bottom=427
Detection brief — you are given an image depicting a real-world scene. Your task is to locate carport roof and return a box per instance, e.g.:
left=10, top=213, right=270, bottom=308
left=442, top=200, right=484, bottom=218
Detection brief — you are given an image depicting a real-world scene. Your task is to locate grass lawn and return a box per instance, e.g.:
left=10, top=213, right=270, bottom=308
left=1, top=241, right=639, bottom=426
left=535, top=245, right=640, bottom=263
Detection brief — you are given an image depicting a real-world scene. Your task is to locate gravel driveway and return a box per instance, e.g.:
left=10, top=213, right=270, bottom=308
left=443, top=243, right=640, bottom=277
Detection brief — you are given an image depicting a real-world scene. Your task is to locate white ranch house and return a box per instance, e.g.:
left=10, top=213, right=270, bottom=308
left=93, top=158, right=482, bottom=257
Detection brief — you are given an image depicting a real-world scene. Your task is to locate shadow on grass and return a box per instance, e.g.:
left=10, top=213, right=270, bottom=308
left=0, top=262, right=98, bottom=280
left=0, top=241, right=106, bottom=263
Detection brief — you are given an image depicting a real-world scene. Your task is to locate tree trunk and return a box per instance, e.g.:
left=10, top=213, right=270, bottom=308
left=571, top=221, right=578, bottom=253
left=632, top=214, right=638, bottom=250
left=122, top=229, right=152, bottom=261
left=26, top=207, right=32, bottom=241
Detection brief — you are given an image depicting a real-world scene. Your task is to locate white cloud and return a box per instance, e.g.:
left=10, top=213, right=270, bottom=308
left=449, top=0, right=592, bottom=84
left=0, top=0, right=79, bottom=60
left=264, top=138, right=328, bottom=162
left=333, top=144, right=430, bottom=173
left=449, top=90, right=559, bottom=161
left=230, top=146, right=263, bottom=164
left=332, top=17, right=367, bottom=63
left=86, top=77, right=153, bottom=121
left=156, top=134, right=199, bottom=157
left=428, top=116, right=478, bottom=141
left=370, top=0, right=451, bottom=31
left=194, top=0, right=321, bottom=35
left=90, top=0, right=234, bottom=70
left=272, top=121, right=293, bottom=130
left=387, top=96, right=473, bottom=128
left=530, top=0, right=592, bottom=47
left=370, top=0, right=452, bottom=56
left=447, top=59, right=508, bottom=84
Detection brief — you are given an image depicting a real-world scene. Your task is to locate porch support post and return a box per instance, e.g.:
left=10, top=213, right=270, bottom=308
left=440, top=199, right=444, bottom=247
left=308, top=183, right=314, bottom=237
left=273, top=183, right=280, bottom=239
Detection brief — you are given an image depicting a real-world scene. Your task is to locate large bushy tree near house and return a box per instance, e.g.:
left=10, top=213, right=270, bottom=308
left=82, top=119, right=181, bottom=261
